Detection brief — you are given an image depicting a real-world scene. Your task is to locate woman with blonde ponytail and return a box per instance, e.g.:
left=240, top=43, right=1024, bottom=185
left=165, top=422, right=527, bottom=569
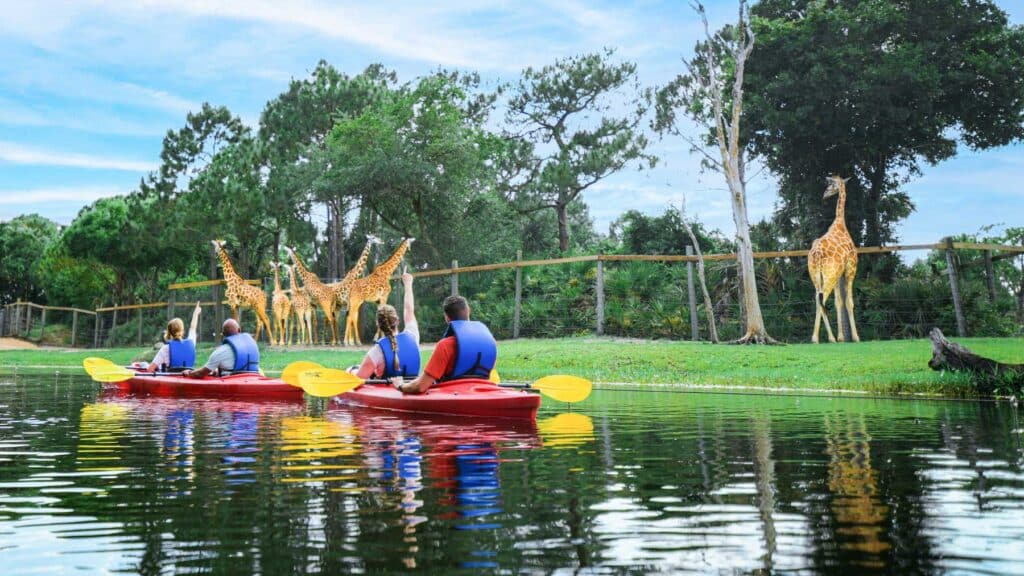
left=351, top=270, right=420, bottom=382
left=147, top=302, right=202, bottom=372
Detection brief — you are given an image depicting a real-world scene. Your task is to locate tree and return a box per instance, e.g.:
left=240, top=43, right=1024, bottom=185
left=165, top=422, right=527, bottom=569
left=323, top=74, right=518, bottom=267
left=0, top=214, right=58, bottom=304
left=655, top=1, right=775, bottom=343
left=260, top=62, right=397, bottom=277
left=60, top=197, right=137, bottom=303
left=745, top=0, right=1024, bottom=265
left=506, top=49, right=655, bottom=252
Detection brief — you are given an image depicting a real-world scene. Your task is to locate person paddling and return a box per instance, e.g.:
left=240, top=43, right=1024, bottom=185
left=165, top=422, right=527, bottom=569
left=350, top=270, right=420, bottom=383
left=396, top=294, right=496, bottom=395
left=183, top=318, right=260, bottom=379
left=147, top=302, right=201, bottom=372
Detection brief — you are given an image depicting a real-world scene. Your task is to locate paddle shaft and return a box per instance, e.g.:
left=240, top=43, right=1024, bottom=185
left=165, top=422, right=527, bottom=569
left=364, top=378, right=541, bottom=394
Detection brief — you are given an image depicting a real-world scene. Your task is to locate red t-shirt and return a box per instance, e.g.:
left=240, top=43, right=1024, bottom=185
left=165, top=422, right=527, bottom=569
left=424, top=336, right=457, bottom=380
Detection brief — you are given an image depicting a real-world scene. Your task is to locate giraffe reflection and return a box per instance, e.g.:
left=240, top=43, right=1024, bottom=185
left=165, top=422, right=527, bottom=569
left=824, top=412, right=889, bottom=566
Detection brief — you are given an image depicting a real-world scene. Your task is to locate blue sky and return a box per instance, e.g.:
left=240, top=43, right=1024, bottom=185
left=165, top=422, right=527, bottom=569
left=0, top=0, right=1022, bottom=246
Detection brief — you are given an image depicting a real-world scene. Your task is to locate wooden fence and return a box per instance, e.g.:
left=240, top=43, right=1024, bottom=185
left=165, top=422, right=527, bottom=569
left=2, top=239, right=1021, bottom=347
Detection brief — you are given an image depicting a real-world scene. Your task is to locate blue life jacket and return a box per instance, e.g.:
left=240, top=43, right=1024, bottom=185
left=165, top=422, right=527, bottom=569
left=167, top=338, right=196, bottom=370
left=375, top=331, right=421, bottom=378
left=223, top=333, right=260, bottom=373
left=440, top=320, right=496, bottom=381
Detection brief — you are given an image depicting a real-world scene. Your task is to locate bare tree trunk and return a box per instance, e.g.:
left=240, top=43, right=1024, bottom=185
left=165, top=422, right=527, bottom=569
left=680, top=205, right=718, bottom=342
left=556, top=202, right=570, bottom=253
left=928, top=328, right=1023, bottom=395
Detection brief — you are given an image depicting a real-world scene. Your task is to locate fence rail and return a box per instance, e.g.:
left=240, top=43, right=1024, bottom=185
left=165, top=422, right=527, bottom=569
left=2, top=238, right=1021, bottom=348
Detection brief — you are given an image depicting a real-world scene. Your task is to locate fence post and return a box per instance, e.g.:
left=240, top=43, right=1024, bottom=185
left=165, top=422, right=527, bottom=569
left=71, top=310, right=78, bottom=347
left=687, top=245, right=699, bottom=341
left=944, top=238, right=968, bottom=337
left=137, top=308, right=143, bottom=346
left=110, top=309, right=118, bottom=347
left=596, top=256, right=605, bottom=336
left=984, top=250, right=997, bottom=302
left=451, top=260, right=459, bottom=296
left=211, top=244, right=223, bottom=330
left=93, top=311, right=100, bottom=348
left=513, top=250, right=522, bottom=339
left=39, top=307, right=47, bottom=343
left=23, top=304, right=32, bottom=338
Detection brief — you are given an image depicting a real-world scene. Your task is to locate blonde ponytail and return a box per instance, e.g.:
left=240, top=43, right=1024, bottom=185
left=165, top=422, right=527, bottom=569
left=376, top=305, right=401, bottom=372
left=164, top=318, right=184, bottom=342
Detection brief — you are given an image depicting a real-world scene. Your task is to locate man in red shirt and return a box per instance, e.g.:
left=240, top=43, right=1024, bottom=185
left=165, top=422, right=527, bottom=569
left=396, top=295, right=496, bottom=394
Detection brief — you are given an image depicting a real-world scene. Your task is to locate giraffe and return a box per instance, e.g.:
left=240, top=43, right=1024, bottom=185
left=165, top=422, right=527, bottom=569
left=269, top=261, right=291, bottom=346
left=328, top=235, right=380, bottom=327
left=807, top=176, right=861, bottom=343
left=285, top=264, right=313, bottom=346
left=344, top=238, right=414, bottom=346
left=285, top=246, right=341, bottom=345
left=212, top=240, right=274, bottom=344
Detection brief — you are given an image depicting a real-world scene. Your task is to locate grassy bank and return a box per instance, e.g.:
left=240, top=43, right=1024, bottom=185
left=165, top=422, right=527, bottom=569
left=3, top=336, right=1022, bottom=396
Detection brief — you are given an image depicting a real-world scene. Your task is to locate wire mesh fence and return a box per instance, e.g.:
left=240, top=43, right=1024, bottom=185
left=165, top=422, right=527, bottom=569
left=4, top=240, right=1022, bottom=348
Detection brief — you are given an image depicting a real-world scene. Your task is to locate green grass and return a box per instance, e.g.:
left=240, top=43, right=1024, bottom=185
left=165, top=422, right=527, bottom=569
left=3, top=336, right=1022, bottom=397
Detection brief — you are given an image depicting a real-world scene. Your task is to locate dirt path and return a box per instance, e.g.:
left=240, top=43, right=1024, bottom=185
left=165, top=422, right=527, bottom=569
left=0, top=338, right=38, bottom=350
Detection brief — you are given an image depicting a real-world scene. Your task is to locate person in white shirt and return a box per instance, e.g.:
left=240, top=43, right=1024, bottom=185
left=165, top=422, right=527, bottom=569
left=350, top=271, right=419, bottom=383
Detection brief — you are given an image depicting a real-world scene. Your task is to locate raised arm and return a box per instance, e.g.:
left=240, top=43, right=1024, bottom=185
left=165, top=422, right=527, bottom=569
left=401, top=269, right=415, bottom=326
left=187, top=302, right=202, bottom=342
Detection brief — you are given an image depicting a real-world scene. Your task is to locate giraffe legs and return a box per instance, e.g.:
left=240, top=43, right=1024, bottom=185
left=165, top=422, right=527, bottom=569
left=253, top=305, right=274, bottom=345
left=344, top=300, right=363, bottom=347
left=843, top=268, right=860, bottom=343
left=812, top=287, right=837, bottom=344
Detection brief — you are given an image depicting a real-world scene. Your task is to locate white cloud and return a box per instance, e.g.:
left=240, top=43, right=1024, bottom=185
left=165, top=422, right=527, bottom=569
left=0, top=141, right=155, bottom=172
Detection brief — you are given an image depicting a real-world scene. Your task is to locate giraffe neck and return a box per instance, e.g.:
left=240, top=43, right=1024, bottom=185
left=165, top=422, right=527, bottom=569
left=834, top=187, right=847, bottom=227
left=372, top=243, right=409, bottom=279
left=217, top=248, right=241, bottom=282
left=272, top=266, right=282, bottom=292
left=343, top=242, right=375, bottom=283
left=286, top=267, right=304, bottom=299
left=292, top=254, right=323, bottom=289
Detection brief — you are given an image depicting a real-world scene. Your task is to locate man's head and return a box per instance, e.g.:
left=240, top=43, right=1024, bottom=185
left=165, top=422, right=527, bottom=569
left=222, top=318, right=240, bottom=337
left=443, top=295, right=470, bottom=322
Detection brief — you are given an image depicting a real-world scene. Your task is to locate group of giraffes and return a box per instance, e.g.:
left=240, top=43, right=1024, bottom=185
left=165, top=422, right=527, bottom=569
left=211, top=236, right=414, bottom=347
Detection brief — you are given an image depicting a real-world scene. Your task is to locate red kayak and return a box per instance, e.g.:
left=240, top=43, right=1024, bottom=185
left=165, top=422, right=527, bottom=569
left=115, top=372, right=304, bottom=400
left=333, top=378, right=541, bottom=420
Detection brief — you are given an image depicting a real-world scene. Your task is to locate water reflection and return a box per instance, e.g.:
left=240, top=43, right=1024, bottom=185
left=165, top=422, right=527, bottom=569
left=2, top=375, right=1024, bottom=574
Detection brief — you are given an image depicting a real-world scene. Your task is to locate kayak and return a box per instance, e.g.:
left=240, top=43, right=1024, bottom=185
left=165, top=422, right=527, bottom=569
left=115, top=371, right=304, bottom=400
left=333, top=378, right=541, bottom=420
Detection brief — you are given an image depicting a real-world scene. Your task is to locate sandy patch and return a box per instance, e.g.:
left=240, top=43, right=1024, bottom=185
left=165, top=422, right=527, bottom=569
left=0, top=337, right=39, bottom=350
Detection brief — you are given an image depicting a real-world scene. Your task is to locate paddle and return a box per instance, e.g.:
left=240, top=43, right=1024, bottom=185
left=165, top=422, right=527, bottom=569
left=501, top=375, right=592, bottom=403
left=296, top=368, right=365, bottom=398
left=281, top=361, right=325, bottom=387
left=82, top=357, right=134, bottom=383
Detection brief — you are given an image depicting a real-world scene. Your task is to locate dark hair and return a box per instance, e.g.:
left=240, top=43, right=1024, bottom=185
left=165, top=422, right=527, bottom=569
left=443, top=295, right=469, bottom=321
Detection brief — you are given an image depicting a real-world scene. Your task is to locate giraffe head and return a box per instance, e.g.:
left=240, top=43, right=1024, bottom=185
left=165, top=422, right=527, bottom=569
left=823, top=176, right=849, bottom=199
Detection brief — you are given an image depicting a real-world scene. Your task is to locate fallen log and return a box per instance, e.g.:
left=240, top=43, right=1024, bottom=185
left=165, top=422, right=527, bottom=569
left=928, top=328, right=1024, bottom=395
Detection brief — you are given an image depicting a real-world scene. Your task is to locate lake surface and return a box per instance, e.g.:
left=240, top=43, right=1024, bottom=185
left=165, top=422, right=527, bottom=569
left=0, top=373, right=1022, bottom=574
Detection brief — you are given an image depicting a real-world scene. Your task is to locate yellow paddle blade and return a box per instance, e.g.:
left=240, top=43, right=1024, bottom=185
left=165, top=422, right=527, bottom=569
left=531, top=375, right=593, bottom=403
left=84, top=366, right=134, bottom=383
left=489, top=369, right=501, bottom=384
left=298, top=368, right=364, bottom=398
left=83, top=357, right=118, bottom=373
left=282, top=361, right=324, bottom=386
left=82, top=358, right=133, bottom=382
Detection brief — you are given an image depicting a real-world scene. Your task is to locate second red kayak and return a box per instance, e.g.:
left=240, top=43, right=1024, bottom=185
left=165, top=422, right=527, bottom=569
left=117, top=372, right=304, bottom=400
left=333, top=378, right=541, bottom=420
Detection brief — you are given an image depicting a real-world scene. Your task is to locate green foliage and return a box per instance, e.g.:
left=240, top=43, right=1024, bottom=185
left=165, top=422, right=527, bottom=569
left=507, top=49, right=655, bottom=252
left=34, top=244, right=115, bottom=309
left=745, top=0, right=1024, bottom=254
left=0, top=214, right=58, bottom=305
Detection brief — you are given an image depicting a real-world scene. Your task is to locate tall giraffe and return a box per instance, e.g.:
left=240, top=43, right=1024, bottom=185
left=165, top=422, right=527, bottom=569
left=808, top=176, right=860, bottom=343
left=344, top=238, right=414, bottom=346
left=212, top=240, right=274, bottom=344
left=285, top=246, right=340, bottom=345
left=285, top=264, right=313, bottom=346
left=269, top=261, right=291, bottom=346
left=329, top=235, right=380, bottom=329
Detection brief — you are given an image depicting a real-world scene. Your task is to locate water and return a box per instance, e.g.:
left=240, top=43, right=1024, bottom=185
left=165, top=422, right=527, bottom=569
left=0, top=374, right=1022, bottom=574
